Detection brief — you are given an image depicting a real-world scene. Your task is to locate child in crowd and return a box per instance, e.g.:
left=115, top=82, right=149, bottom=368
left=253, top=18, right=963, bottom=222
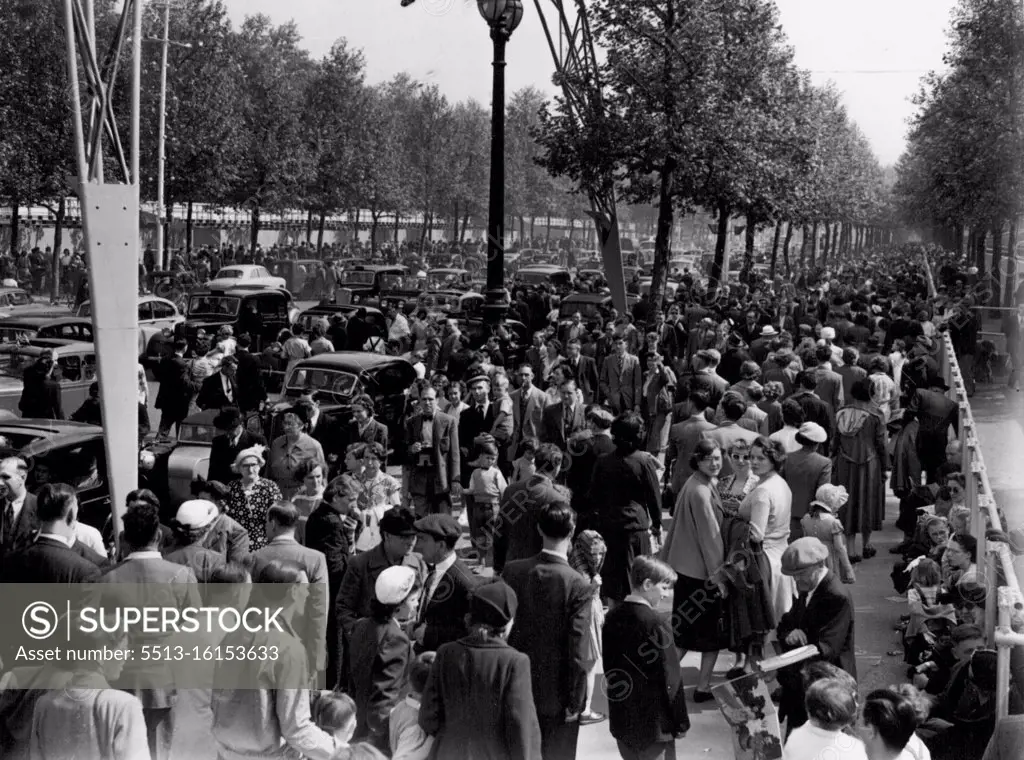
left=603, top=556, right=689, bottom=759
left=799, top=484, right=856, bottom=584
left=511, top=437, right=538, bottom=484
left=890, top=684, right=935, bottom=760
left=333, top=442, right=366, bottom=492
left=782, top=678, right=867, bottom=760
left=570, top=529, right=607, bottom=725
left=310, top=691, right=387, bottom=760
left=388, top=652, right=435, bottom=760
left=465, top=441, right=508, bottom=563
left=904, top=557, right=957, bottom=665
left=913, top=623, right=985, bottom=696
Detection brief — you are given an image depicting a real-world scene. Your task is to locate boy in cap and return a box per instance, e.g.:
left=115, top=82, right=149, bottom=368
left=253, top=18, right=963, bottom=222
left=412, top=514, right=479, bottom=652
left=348, top=565, right=418, bottom=751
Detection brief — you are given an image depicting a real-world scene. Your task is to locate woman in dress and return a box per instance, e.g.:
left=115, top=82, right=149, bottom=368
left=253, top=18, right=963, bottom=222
left=354, top=442, right=401, bottom=553
left=745, top=436, right=796, bottom=623
left=719, top=439, right=758, bottom=515
left=642, top=352, right=677, bottom=465
left=831, top=377, right=889, bottom=562
left=540, top=338, right=563, bottom=386
left=588, top=412, right=663, bottom=604
left=660, top=438, right=729, bottom=701
left=290, top=458, right=327, bottom=545
left=224, top=446, right=282, bottom=552
left=268, top=405, right=325, bottom=500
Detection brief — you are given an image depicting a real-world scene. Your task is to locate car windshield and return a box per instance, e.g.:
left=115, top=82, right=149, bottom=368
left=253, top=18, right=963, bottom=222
left=518, top=271, right=552, bottom=285
left=0, top=327, right=38, bottom=344
left=215, top=268, right=245, bottom=279
left=286, top=367, right=360, bottom=400
left=0, top=349, right=34, bottom=379
left=188, top=295, right=240, bottom=317
left=340, top=271, right=375, bottom=286
left=419, top=294, right=457, bottom=312
left=559, top=302, right=604, bottom=321
left=178, top=423, right=217, bottom=445
left=379, top=273, right=417, bottom=291
left=426, top=273, right=465, bottom=291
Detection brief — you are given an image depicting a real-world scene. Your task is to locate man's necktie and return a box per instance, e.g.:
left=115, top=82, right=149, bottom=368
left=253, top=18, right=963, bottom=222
left=519, top=394, right=528, bottom=429
left=418, top=565, right=437, bottom=624
left=2, top=502, right=14, bottom=546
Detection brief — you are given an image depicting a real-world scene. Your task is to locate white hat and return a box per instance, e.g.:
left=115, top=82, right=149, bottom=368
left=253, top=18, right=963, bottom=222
left=232, top=445, right=266, bottom=472
left=375, top=566, right=417, bottom=606
left=760, top=325, right=779, bottom=337
left=798, top=422, right=828, bottom=444
left=175, top=499, right=217, bottom=529
left=820, top=326, right=836, bottom=340
left=810, top=484, right=849, bottom=513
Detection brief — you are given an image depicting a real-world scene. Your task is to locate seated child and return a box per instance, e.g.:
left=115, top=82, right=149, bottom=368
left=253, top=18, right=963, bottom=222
left=913, top=624, right=985, bottom=696
left=904, top=557, right=957, bottom=665
left=388, top=652, right=435, bottom=760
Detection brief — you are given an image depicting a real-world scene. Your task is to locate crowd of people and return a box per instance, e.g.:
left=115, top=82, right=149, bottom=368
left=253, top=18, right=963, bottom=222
left=0, top=243, right=1023, bottom=760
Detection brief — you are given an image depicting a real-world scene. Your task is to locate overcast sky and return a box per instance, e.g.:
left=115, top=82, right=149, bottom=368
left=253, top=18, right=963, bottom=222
left=222, top=0, right=958, bottom=166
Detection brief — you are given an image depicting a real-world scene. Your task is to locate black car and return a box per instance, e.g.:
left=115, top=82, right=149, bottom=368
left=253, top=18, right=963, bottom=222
left=263, top=352, right=418, bottom=459
left=294, top=303, right=388, bottom=348
left=336, top=265, right=411, bottom=308
left=181, top=287, right=296, bottom=353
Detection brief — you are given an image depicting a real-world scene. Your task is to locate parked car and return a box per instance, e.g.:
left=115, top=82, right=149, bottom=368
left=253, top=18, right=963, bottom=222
left=0, top=419, right=111, bottom=530
left=0, top=287, right=65, bottom=319
left=514, top=265, right=573, bottom=290
left=557, top=293, right=614, bottom=337
left=262, top=352, right=418, bottom=457
left=0, top=316, right=94, bottom=345
left=336, top=265, right=408, bottom=306
left=182, top=288, right=297, bottom=354
left=425, top=268, right=472, bottom=292
left=293, top=303, right=388, bottom=345
left=0, top=340, right=98, bottom=417
left=207, top=264, right=287, bottom=291
left=78, top=295, right=185, bottom=356
left=415, top=291, right=484, bottom=320
left=264, top=258, right=322, bottom=300
left=376, top=269, right=424, bottom=314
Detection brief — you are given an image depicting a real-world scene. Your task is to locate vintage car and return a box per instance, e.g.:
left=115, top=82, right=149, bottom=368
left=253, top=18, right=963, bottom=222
left=425, top=268, right=472, bottom=292
left=415, top=291, right=484, bottom=320
left=375, top=269, right=425, bottom=314
left=0, top=340, right=98, bottom=417
left=140, top=408, right=262, bottom=509
left=182, top=287, right=297, bottom=354
left=0, top=287, right=65, bottom=319
left=264, top=258, right=322, bottom=300
left=514, top=265, right=573, bottom=290
left=293, top=303, right=388, bottom=345
left=207, top=264, right=287, bottom=291
left=263, top=352, right=418, bottom=458
left=638, top=277, right=680, bottom=300
left=0, top=419, right=112, bottom=529
left=78, top=295, right=185, bottom=356
left=336, top=265, right=408, bottom=306
left=557, top=293, right=614, bottom=338
left=0, top=316, right=94, bottom=345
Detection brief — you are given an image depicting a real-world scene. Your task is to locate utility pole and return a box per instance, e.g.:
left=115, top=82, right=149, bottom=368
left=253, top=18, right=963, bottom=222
left=156, top=0, right=170, bottom=270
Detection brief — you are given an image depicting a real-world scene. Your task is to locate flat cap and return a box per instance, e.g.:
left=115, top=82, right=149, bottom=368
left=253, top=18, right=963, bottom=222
left=797, top=422, right=827, bottom=444
left=379, top=507, right=418, bottom=537
left=375, top=565, right=417, bottom=605
left=414, top=514, right=461, bottom=544
left=471, top=580, right=518, bottom=628
left=781, top=537, right=830, bottom=575
left=466, top=373, right=491, bottom=388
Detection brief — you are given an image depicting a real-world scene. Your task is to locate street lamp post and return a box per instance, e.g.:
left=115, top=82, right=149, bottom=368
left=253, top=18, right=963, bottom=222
left=156, top=0, right=170, bottom=271
left=478, top=0, right=524, bottom=325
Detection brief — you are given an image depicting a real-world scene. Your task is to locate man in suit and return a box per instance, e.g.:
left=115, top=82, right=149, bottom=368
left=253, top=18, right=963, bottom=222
left=502, top=503, right=590, bottom=760
left=510, top=363, right=548, bottom=457
left=599, top=336, right=642, bottom=414
left=749, top=324, right=778, bottom=364
left=494, top=443, right=568, bottom=573
left=458, top=374, right=498, bottom=486
left=665, top=389, right=716, bottom=497
left=0, top=457, right=38, bottom=564
left=252, top=501, right=329, bottom=684
left=18, top=350, right=63, bottom=420
left=155, top=338, right=198, bottom=435
left=784, top=423, right=833, bottom=540
left=563, top=338, right=599, bottom=405
left=412, top=514, right=479, bottom=652
left=101, top=500, right=201, bottom=760
left=701, top=393, right=760, bottom=479
left=540, top=375, right=586, bottom=452
left=196, top=353, right=240, bottom=411
left=689, top=349, right=731, bottom=410
left=525, top=331, right=547, bottom=382
left=776, top=537, right=857, bottom=733
left=233, top=333, right=267, bottom=414
left=564, top=408, right=616, bottom=530
left=790, top=370, right=836, bottom=448
left=405, top=387, right=460, bottom=515
left=907, top=377, right=959, bottom=484
left=812, top=344, right=845, bottom=413
left=207, top=406, right=266, bottom=485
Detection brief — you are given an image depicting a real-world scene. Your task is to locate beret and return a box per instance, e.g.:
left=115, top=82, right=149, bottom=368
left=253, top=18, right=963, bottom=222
left=471, top=580, right=518, bottom=628
left=375, top=566, right=417, bottom=605
left=797, top=422, right=827, bottom=444
left=175, top=500, right=216, bottom=530
left=379, top=507, right=418, bottom=537
left=820, top=327, right=836, bottom=340
left=414, top=514, right=461, bottom=543
left=781, top=537, right=830, bottom=575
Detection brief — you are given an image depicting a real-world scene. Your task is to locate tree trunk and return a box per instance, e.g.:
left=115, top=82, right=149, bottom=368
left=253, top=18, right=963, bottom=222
left=782, top=221, right=794, bottom=277
left=249, top=205, right=259, bottom=256
left=460, top=209, right=470, bottom=242
left=955, top=223, right=965, bottom=258
left=799, top=224, right=809, bottom=266
left=316, top=210, right=327, bottom=254
left=185, top=200, right=194, bottom=258
left=393, top=212, right=400, bottom=249
left=769, top=221, right=782, bottom=279
left=1005, top=221, right=1018, bottom=307
left=166, top=199, right=174, bottom=255
left=709, top=200, right=731, bottom=294
left=991, top=223, right=1003, bottom=307
left=810, top=221, right=820, bottom=266
left=352, top=208, right=360, bottom=248
left=822, top=222, right=831, bottom=265
left=452, top=201, right=459, bottom=242
left=420, top=208, right=430, bottom=250
left=545, top=213, right=552, bottom=247
left=50, top=197, right=65, bottom=303
left=9, top=194, right=18, bottom=257
left=305, top=209, right=313, bottom=245
left=831, top=222, right=841, bottom=258
left=649, top=154, right=677, bottom=314
left=974, top=229, right=986, bottom=271
left=744, top=215, right=756, bottom=276
left=518, top=215, right=525, bottom=244
left=529, top=216, right=535, bottom=242
left=370, top=209, right=380, bottom=250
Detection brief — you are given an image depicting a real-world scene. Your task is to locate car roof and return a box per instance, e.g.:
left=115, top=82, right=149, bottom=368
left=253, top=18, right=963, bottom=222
left=0, top=419, right=104, bottom=454
left=428, top=268, right=469, bottom=275
left=191, top=287, right=290, bottom=298
left=0, top=316, right=88, bottom=329
left=353, top=265, right=407, bottom=273
left=300, top=304, right=384, bottom=317
left=0, top=340, right=93, bottom=356
left=518, top=265, right=569, bottom=273
left=562, top=293, right=611, bottom=304
left=293, top=351, right=414, bottom=373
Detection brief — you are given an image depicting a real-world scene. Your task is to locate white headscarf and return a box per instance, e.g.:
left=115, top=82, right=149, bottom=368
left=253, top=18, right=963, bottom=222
left=137, top=363, right=149, bottom=407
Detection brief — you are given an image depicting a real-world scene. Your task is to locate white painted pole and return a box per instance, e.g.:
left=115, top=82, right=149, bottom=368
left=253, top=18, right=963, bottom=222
left=157, top=0, right=170, bottom=270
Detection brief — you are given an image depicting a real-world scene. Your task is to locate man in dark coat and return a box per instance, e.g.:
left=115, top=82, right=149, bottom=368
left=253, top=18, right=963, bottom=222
left=783, top=423, right=833, bottom=539
left=412, top=514, right=480, bottom=652
left=539, top=376, right=587, bottom=452
left=908, top=378, right=958, bottom=484
left=0, top=457, right=38, bottom=565
left=233, top=334, right=267, bottom=413
left=776, top=537, right=857, bottom=734
left=18, top=351, right=63, bottom=420
left=789, top=370, right=835, bottom=447
left=458, top=374, right=498, bottom=487
left=502, top=503, right=590, bottom=760
left=207, top=406, right=266, bottom=485
left=563, top=338, right=599, bottom=405
left=155, top=338, right=198, bottom=435
left=405, top=388, right=460, bottom=516
left=196, top=354, right=239, bottom=411
left=493, top=444, right=567, bottom=573
left=564, top=408, right=616, bottom=531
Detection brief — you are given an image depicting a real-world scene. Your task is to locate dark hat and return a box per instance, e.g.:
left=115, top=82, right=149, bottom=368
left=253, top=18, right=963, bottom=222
left=213, top=406, right=243, bottom=430
left=470, top=580, right=518, bottom=628
left=379, top=507, right=417, bottom=537
left=466, top=373, right=490, bottom=388
left=414, top=514, right=461, bottom=544
left=781, top=537, right=830, bottom=575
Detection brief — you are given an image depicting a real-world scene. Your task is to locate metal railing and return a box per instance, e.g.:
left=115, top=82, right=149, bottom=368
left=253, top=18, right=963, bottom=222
left=923, top=255, right=1022, bottom=720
